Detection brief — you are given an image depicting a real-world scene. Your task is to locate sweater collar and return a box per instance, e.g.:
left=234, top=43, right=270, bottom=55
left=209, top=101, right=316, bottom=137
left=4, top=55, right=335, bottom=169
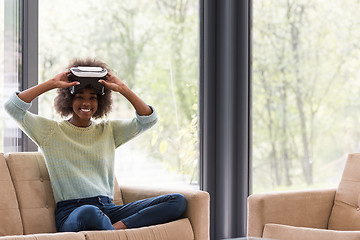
left=61, top=120, right=95, bottom=131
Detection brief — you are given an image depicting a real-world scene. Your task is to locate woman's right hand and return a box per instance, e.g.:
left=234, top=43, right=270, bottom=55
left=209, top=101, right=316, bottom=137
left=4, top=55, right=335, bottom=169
left=50, top=72, right=79, bottom=89
left=17, top=72, right=79, bottom=103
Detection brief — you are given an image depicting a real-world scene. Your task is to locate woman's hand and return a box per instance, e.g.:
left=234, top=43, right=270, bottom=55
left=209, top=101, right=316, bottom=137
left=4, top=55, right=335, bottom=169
left=99, top=73, right=153, bottom=116
left=17, top=72, right=79, bottom=103
left=98, top=73, right=128, bottom=94
left=49, top=72, right=79, bottom=89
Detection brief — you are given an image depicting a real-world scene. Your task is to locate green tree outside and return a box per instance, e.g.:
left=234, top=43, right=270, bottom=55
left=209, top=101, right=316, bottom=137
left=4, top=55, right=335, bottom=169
left=253, top=0, right=360, bottom=192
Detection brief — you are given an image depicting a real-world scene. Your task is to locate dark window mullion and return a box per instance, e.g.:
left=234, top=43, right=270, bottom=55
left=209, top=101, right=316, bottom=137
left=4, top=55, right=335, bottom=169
left=21, top=0, right=38, bottom=152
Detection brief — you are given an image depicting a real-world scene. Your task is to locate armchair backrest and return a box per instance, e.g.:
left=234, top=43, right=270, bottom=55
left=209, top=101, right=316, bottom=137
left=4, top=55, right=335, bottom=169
left=6, top=152, right=57, bottom=234
left=0, top=153, right=23, bottom=236
left=5, top=152, right=124, bottom=234
left=328, top=153, right=360, bottom=230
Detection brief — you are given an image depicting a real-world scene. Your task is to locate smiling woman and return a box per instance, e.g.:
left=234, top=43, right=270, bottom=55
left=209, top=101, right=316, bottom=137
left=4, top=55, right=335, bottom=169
left=4, top=57, right=190, bottom=232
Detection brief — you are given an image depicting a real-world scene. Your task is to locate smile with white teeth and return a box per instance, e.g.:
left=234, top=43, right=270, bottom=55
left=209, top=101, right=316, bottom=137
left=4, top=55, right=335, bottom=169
left=80, top=108, right=91, bottom=112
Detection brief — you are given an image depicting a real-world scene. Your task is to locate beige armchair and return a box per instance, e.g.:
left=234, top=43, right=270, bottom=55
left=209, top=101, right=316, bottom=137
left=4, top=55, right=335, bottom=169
left=0, top=152, right=209, bottom=240
left=247, top=153, right=360, bottom=240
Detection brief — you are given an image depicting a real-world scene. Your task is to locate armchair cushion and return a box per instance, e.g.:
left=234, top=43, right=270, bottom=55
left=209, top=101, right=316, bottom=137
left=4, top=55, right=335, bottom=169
left=263, top=223, right=360, bottom=240
left=0, top=232, right=85, bottom=240
left=82, top=218, right=194, bottom=240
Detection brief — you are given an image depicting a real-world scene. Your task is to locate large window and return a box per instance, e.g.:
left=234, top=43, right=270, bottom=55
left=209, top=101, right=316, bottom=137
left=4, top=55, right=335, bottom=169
left=253, top=0, right=360, bottom=192
left=38, top=0, right=199, bottom=187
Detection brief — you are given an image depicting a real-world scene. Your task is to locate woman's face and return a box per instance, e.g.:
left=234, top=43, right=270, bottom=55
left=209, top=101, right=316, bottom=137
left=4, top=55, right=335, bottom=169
left=71, top=88, right=98, bottom=126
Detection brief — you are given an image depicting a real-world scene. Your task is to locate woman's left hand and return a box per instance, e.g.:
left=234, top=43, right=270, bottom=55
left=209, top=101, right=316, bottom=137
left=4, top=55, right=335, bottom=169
left=98, top=73, right=128, bottom=94
left=99, top=73, right=152, bottom=116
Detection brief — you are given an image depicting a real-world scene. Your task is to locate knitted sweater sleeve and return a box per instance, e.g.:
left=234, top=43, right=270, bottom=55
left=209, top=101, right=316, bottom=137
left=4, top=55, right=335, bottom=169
left=111, top=105, right=158, bottom=148
left=4, top=92, right=56, bottom=147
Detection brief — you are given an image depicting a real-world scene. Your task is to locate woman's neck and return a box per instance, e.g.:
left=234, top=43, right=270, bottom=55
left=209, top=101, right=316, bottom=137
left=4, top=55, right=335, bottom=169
left=68, top=117, right=92, bottom=128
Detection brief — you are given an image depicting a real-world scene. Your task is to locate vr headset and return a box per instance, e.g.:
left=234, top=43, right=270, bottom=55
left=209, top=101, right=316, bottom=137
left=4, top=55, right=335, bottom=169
left=67, top=66, right=108, bottom=95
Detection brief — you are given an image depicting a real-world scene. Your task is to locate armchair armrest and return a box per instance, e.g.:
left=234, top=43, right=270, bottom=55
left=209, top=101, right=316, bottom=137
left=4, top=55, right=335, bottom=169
left=247, top=188, right=336, bottom=237
left=120, top=185, right=210, bottom=240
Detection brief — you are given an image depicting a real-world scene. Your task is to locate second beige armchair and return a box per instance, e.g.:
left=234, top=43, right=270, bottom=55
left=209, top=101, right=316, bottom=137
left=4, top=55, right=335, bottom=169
left=247, top=153, right=360, bottom=240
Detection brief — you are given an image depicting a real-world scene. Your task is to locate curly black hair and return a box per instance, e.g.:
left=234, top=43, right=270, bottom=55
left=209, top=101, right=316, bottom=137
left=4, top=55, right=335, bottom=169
left=54, top=58, right=113, bottom=119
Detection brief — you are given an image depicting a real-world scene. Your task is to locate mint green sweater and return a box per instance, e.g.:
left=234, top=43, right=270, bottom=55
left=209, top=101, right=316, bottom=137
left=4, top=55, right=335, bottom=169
left=4, top=92, right=158, bottom=203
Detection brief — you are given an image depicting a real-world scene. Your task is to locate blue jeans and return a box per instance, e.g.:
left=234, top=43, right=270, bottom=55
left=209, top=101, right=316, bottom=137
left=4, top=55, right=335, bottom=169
left=55, top=194, right=187, bottom=232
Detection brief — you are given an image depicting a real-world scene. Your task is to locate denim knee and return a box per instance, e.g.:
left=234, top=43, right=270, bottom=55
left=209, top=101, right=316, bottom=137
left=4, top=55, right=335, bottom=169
left=61, top=205, right=114, bottom=232
left=77, top=205, right=101, bottom=222
left=170, top=193, right=187, bottom=218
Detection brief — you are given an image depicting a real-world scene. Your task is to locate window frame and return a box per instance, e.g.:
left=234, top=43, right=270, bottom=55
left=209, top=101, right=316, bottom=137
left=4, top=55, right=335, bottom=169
left=199, top=0, right=251, bottom=239
left=21, top=0, right=38, bottom=151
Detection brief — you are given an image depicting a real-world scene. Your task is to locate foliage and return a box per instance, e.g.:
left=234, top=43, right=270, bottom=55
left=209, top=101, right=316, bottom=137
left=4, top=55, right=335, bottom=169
left=253, top=0, right=360, bottom=192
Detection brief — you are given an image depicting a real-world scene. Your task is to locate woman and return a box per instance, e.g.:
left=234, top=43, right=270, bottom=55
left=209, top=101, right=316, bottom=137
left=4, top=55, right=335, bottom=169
left=4, top=58, right=187, bottom=232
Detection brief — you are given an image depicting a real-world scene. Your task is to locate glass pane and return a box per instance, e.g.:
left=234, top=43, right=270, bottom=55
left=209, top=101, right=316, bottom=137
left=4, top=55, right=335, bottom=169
left=39, top=0, right=199, bottom=187
left=253, top=0, right=360, bottom=192
left=2, top=0, right=22, bottom=153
